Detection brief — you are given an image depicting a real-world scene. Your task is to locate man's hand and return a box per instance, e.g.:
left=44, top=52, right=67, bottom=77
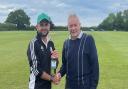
left=51, top=50, right=59, bottom=59
left=52, top=73, right=61, bottom=85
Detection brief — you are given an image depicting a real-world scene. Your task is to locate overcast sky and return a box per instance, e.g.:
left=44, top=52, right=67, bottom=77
left=0, top=0, right=128, bottom=27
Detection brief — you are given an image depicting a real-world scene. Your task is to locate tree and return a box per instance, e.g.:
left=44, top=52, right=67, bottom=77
left=98, top=13, right=116, bottom=30
left=5, top=9, right=30, bottom=29
left=123, top=10, right=128, bottom=31
left=114, top=11, right=124, bottom=30
left=50, top=21, right=55, bottom=30
left=98, top=9, right=128, bottom=31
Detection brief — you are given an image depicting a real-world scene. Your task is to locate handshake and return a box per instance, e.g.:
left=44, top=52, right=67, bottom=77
left=51, top=73, right=61, bottom=85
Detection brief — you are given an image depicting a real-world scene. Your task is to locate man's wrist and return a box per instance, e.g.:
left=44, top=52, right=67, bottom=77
left=57, top=72, right=62, bottom=77
left=50, top=75, right=54, bottom=82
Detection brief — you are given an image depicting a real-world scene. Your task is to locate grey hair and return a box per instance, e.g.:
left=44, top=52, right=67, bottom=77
left=68, top=13, right=78, bottom=20
left=68, top=13, right=80, bottom=24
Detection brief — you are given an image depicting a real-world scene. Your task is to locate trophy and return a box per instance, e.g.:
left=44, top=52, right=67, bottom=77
left=50, top=47, right=57, bottom=76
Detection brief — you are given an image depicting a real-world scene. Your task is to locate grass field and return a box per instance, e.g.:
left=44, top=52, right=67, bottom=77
left=0, top=31, right=128, bottom=89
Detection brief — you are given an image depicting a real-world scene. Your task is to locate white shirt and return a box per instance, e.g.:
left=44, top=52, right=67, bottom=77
left=69, top=31, right=83, bottom=40
left=42, top=36, right=51, bottom=48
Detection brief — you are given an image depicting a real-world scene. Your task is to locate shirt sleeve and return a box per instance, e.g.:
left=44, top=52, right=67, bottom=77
left=27, top=40, right=44, bottom=77
left=88, top=35, right=99, bottom=88
left=59, top=40, right=67, bottom=77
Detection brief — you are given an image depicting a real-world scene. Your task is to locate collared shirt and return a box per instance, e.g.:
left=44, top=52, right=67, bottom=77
left=59, top=32, right=99, bottom=89
left=69, top=31, right=83, bottom=40
left=27, top=34, right=56, bottom=89
left=42, top=35, right=51, bottom=48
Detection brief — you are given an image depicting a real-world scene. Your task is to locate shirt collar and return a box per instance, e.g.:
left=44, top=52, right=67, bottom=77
left=69, top=31, right=83, bottom=40
left=42, top=35, right=51, bottom=48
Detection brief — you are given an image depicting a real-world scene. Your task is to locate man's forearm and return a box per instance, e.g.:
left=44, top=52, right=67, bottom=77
left=41, top=71, right=52, bottom=81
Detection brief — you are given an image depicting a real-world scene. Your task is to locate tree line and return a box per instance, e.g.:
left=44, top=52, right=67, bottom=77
left=0, top=9, right=128, bottom=31
left=98, top=10, right=128, bottom=31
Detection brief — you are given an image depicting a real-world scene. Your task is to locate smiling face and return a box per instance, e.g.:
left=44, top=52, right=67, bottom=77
left=36, top=21, right=50, bottom=37
left=68, top=15, right=81, bottom=39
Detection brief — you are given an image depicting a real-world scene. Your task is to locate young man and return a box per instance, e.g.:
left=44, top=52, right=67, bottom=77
left=55, top=14, right=99, bottom=89
left=27, top=13, right=59, bottom=89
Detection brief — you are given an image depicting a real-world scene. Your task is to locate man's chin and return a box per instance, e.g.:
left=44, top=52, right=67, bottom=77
left=42, top=34, right=48, bottom=37
left=37, top=31, right=49, bottom=38
left=71, top=34, right=78, bottom=37
left=41, top=32, right=49, bottom=37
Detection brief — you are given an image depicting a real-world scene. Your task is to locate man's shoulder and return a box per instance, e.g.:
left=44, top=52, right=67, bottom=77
left=83, top=33, right=94, bottom=40
left=83, top=33, right=91, bottom=37
left=29, top=37, right=38, bottom=45
left=64, top=38, right=69, bottom=45
left=49, top=40, right=54, bottom=45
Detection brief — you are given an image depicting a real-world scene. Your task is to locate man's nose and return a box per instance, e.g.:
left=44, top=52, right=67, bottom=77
left=72, top=26, right=76, bottom=30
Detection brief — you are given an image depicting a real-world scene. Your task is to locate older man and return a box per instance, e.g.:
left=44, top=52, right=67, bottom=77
left=55, top=14, right=99, bottom=89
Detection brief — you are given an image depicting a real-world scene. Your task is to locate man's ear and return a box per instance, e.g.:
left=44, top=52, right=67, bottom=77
left=35, top=24, right=38, bottom=28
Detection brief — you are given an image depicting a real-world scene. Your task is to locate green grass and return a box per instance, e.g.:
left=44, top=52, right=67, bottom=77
left=0, top=31, right=128, bottom=89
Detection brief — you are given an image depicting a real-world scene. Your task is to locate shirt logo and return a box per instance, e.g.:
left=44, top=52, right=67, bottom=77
left=41, top=46, right=44, bottom=51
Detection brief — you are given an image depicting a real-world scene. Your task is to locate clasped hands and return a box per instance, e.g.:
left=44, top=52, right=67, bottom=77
left=51, top=73, right=61, bottom=85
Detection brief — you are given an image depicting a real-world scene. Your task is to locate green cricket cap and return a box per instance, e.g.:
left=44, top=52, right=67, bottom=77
left=37, top=13, right=51, bottom=24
